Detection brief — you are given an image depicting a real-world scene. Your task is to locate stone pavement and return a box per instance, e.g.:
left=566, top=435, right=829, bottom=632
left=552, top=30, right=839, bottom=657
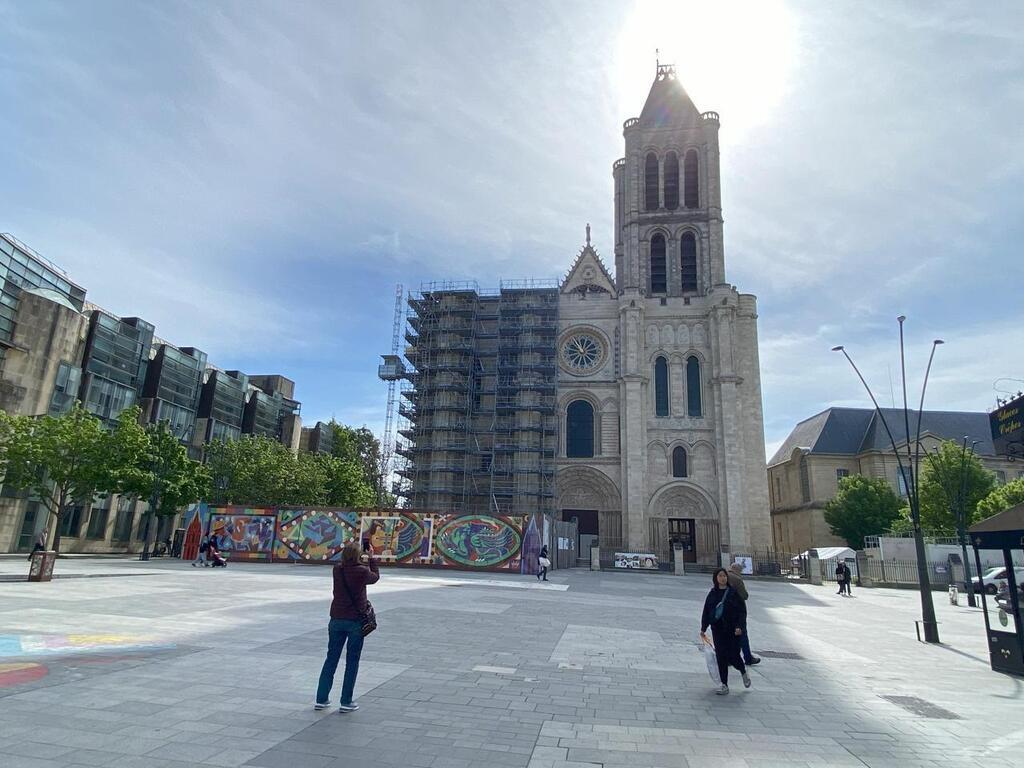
left=0, top=557, right=1021, bottom=768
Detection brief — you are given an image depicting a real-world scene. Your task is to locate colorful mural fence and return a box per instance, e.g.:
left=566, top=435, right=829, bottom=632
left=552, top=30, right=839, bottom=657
left=181, top=506, right=547, bottom=572
left=275, top=508, right=359, bottom=562
left=209, top=508, right=276, bottom=561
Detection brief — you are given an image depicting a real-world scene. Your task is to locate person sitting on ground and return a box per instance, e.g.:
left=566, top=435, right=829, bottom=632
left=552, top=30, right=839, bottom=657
left=726, top=562, right=761, bottom=666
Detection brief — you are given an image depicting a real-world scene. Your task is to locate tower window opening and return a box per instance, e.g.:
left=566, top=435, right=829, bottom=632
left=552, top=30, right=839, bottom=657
left=684, top=149, right=699, bottom=209
left=680, top=231, right=698, bottom=293
left=566, top=400, right=595, bottom=458
left=650, top=234, right=667, bottom=294
left=645, top=152, right=659, bottom=212
left=664, top=152, right=679, bottom=210
left=672, top=446, right=688, bottom=477
left=686, top=356, right=703, bottom=417
left=654, top=356, right=669, bottom=417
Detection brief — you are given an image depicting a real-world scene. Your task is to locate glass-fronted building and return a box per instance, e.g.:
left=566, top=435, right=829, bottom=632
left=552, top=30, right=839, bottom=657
left=197, top=369, right=249, bottom=444
left=79, top=311, right=154, bottom=426
left=140, top=344, right=207, bottom=445
left=0, top=233, right=86, bottom=374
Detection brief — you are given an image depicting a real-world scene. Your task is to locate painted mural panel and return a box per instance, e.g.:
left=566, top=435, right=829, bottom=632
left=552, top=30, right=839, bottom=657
left=180, top=503, right=210, bottom=561
left=432, top=515, right=524, bottom=569
left=209, top=508, right=276, bottom=561
left=360, top=513, right=436, bottom=564
left=275, top=508, right=359, bottom=562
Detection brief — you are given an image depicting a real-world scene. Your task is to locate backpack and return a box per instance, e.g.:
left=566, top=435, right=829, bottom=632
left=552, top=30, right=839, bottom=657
left=712, top=587, right=731, bottom=623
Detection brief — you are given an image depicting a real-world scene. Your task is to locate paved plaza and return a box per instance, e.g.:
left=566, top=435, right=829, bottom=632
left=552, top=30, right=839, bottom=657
left=0, top=557, right=1021, bottom=768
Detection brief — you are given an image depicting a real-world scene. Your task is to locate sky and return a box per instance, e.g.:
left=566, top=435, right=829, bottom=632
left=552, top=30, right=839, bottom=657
left=1, top=0, right=1022, bottom=461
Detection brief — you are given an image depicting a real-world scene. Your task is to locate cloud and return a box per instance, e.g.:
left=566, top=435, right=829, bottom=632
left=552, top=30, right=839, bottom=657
left=0, top=0, right=1021, bottom=453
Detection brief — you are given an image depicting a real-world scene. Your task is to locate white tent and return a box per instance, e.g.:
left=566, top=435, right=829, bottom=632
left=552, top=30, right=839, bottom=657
left=796, top=546, right=855, bottom=561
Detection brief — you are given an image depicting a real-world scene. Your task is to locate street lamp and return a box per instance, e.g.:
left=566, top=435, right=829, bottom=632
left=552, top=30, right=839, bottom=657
left=956, top=436, right=981, bottom=607
left=832, top=320, right=945, bottom=644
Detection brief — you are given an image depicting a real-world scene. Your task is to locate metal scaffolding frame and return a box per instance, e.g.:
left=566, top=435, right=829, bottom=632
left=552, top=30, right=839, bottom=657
left=398, top=282, right=558, bottom=518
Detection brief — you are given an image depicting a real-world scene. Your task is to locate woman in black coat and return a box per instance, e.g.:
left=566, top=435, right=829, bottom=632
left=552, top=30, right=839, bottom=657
left=700, top=567, right=750, bottom=695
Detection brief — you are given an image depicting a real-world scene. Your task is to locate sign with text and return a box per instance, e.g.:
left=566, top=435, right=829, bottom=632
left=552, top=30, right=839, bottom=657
left=613, top=552, right=659, bottom=570
left=991, top=393, right=1024, bottom=457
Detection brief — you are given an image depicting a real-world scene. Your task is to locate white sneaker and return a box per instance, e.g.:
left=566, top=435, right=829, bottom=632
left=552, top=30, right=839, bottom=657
left=742, top=672, right=752, bottom=688
left=313, top=702, right=330, bottom=711
left=338, top=702, right=359, bottom=713
left=716, top=684, right=729, bottom=695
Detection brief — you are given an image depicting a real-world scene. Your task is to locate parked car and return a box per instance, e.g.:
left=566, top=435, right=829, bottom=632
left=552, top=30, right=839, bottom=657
left=972, top=566, right=1024, bottom=595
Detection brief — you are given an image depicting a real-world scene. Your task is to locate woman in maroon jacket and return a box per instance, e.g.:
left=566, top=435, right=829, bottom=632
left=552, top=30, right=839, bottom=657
left=315, top=540, right=379, bottom=713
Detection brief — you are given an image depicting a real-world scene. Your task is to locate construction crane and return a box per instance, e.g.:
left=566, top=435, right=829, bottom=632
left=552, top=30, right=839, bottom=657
left=377, top=284, right=406, bottom=504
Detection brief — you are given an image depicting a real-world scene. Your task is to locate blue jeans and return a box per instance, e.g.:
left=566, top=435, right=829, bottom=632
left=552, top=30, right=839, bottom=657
left=740, top=629, right=753, bottom=662
left=316, top=619, right=364, bottom=706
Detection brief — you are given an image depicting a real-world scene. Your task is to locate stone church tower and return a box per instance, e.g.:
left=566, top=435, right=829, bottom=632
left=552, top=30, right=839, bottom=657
left=555, top=65, right=770, bottom=564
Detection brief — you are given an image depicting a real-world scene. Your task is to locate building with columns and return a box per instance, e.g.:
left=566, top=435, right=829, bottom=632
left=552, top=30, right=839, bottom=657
left=396, top=66, right=770, bottom=567
left=555, top=65, right=769, bottom=565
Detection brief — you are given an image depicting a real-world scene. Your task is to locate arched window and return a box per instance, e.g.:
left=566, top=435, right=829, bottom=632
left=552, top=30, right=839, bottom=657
left=650, top=234, right=667, bottom=294
left=686, top=356, right=702, bottom=417
left=644, top=152, right=659, bottom=212
left=672, top=446, right=688, bottom=477
left=654, top=357, right=669, bottom=417
left=684, top=149, right=699, bottom=209
left=566, top=400, right=594, bottom=458
left=680, top=231, right=698, bottom=293
left=663, top=152, right=679, bottom=210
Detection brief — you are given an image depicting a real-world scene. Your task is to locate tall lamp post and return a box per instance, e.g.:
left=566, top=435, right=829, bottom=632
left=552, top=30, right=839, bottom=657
left=833, top=316, right=944, bottom=643
left=956, top=436, right=981, bottom=607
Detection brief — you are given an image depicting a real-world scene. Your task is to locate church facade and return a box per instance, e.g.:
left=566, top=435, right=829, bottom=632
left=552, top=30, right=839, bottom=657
left=554, top=65, right=769, bottom=564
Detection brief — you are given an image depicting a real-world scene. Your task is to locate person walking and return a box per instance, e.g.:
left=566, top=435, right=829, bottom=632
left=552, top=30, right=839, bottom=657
left=191, top=536, right=209, bottom=567
left=537, top=545, right=550, bottom=581
left=700, top=568, right=750, bottom=695
left=836, top=561, right=852, bottom=596
left=27, top=530, right=47, bottom=560
left=316, top=540, right=379, bottom=713
left=726, top=562, right=761, bottom=666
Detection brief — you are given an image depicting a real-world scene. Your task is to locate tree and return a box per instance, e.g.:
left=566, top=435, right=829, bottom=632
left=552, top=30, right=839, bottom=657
left=206, top=433, right=375, bottom=507
left=315, top=452, right=375, bottom=508
left=916, top=441, right=996, bottom=534
left=135, top=421, right=210, bottom=556
left=976, top=477, right=1024, bottom=521
left=330, top=423, right=392, bottom=505
left=1, top=403, right=115, bottom=553
left=824, top=474, right=903, bottom=549
left=206, top=435, right=296, bottom=506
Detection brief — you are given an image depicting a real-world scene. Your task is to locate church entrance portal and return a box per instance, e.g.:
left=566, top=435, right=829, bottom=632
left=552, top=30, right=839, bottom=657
left=562, top=509, right=599, bottom=566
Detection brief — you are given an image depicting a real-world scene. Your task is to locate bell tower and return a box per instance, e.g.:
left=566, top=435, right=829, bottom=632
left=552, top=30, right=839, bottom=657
left=613, top=64, right=725, bottom=298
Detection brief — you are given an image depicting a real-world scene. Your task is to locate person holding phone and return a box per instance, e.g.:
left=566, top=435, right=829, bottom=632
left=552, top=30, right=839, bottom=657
left=315, top=540, right=379, bottom=713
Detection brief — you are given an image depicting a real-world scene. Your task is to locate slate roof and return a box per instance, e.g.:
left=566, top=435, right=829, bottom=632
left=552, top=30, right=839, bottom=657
left=638, top=67, right=701, bottom=128
left=768, top=407, right=995, bottom=467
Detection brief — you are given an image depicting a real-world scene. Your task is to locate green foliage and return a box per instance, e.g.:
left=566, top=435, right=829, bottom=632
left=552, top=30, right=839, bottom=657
left=1, top=403, right=115, bottom=553
left=917, top=441, right=996, bottom=534
left=329, top=422, right=391, bottom=505
left=976, top=477, right=1024, bottom=521
left=824, top=474, right=903, bottom=549
left=206, top=434, right=374, bottom=507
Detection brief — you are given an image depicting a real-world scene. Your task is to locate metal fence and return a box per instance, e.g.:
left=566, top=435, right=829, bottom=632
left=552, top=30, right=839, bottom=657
left=731, top=547, right=803, bottom=578
left=855, top=556, right=956, bottom=589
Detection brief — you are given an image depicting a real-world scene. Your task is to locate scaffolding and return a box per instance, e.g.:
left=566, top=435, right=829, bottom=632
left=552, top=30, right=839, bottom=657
left=399, top=282, right=558, bottom=518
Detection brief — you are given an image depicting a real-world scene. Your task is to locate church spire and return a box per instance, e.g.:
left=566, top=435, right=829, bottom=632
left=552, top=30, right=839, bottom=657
left=585, top=222, right=591, bottom=247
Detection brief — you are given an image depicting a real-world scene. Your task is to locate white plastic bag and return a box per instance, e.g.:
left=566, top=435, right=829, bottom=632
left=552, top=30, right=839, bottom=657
left=699, top=632, right=720, bottom=684
left=539, top=557, right=551, bottom=568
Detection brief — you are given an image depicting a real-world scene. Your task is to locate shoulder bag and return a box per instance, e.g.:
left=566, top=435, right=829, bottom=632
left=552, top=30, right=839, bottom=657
left=341, top=566, right=378, bottom=637
left=712, top=587, right=731, bottom=623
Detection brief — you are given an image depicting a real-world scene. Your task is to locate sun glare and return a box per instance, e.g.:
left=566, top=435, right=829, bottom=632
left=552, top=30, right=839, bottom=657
left=614, top=0, right=799, bottom=140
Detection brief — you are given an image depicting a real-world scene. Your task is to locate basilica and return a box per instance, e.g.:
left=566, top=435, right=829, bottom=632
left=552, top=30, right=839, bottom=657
left=554, top=65, right=769, bottom=564
left=398, top=66, right=769, bottom=567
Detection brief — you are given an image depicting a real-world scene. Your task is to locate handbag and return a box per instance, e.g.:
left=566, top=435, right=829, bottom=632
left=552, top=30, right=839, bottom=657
left=340, top=566, right=377, bottom=637
left=699, top=632, right=721, bottom=684
left=539, top=557, right=551, bottom=568
left=712, top=587, right=731, bottom=623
